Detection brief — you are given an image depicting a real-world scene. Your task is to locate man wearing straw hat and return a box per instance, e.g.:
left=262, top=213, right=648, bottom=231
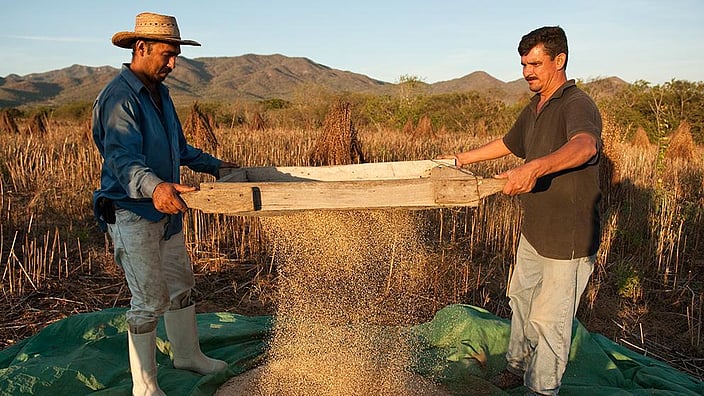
left=92, top=12, right=238, bottom=395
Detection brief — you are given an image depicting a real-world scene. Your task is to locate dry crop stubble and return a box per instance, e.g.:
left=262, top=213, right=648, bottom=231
left=208, top=119, right=704, bottom=380
left=1, top=114, right=703, bottom=380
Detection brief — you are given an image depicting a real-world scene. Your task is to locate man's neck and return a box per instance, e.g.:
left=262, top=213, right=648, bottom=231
left=128, top=64, right=159, bottom=94
left=127, top=66, right=163, bottom=111
left=538, top=74, right=567, bottom=111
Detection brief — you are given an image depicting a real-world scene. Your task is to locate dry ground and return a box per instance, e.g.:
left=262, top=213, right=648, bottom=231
left=0, top=255, right=275, bottom=349
left=2, top=250, right=702, bottom=382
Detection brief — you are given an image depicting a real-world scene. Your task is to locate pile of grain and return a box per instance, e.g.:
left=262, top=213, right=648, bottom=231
left=217, top=210, right=452, bottom=396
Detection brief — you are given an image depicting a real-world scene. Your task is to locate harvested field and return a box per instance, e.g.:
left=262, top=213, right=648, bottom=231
left=1, top=114, right=703, bottom=383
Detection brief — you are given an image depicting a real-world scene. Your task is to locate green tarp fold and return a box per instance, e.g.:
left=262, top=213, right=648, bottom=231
left=1, top=305, right=702, bottom=395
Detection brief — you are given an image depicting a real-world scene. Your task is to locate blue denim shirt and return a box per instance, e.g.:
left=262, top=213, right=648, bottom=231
left=92, top=64, right=221, bottom=238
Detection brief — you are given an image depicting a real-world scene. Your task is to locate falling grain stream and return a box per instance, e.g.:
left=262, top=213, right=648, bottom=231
left=216, top=210, right=453, bottom=395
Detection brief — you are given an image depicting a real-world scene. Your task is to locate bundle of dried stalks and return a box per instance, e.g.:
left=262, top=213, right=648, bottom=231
left=309, top=101, right=364, bottom=166
left=0, top=109, right=20, bottom=134
left=184, top=102, right=218, bottom=152
left=411, top=115, right=434, bottom=139
left=665, top=121, right=696, bottom=161
left=600, top=113, right=624, bottom=190
left=631, top=127, right=652, bottom=149
left=402, top=118, right=414, bottom=135
left=248, top=112, right=267, bottom=131
left=26, top=113, right=48, bottom=135
left=83, top=118, right=93, bottom=141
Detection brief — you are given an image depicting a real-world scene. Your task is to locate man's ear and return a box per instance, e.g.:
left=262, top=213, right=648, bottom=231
left=555, top=53, right=567, bottom=71
left=134, top=40, right=147, bottom=55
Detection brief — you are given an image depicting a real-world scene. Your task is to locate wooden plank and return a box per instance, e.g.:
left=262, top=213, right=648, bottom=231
left=218, top=159, right=456, bottom=182
left=434, top=178, right=506, bottom=205
left=182, top=160, right=506, bottom=216
left=181, top=185, right=254, bottom=214
left=183, top=177, right=505, bottom=216
left=430, top=165, right=478, bottom=179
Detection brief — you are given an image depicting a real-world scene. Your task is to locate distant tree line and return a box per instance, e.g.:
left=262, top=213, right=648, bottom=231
left=592, top=79, right=704, bottom=144
left=4, top=78, right=703, bottom=145
left=175, top=79, right=525, bottom=137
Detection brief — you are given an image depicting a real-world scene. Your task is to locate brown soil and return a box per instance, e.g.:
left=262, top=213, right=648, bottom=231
left=1, top=213, right=702, bottom=385
left=0, top=257, right=271, bottom=349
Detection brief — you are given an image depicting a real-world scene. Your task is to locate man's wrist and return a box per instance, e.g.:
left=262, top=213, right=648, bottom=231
left=142, top=174, right=165, bottom=198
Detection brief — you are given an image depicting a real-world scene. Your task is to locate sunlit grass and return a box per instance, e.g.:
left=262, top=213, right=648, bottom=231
left=1, top=115, right=702, bottom=368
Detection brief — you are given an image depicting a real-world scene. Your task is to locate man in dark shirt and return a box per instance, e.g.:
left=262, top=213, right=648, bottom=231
left=92, top=12, right=238, bottom=395
left=439, top=26, right=602, bottom=395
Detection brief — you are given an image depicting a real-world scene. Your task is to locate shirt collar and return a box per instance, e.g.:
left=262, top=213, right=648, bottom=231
left=552, top=79, right=577, bottom=99
left=119, top=63, right=167, bottom=96
left=532, top=79, right=577, bottom=104
left=119, top=64, right=146, bottom=93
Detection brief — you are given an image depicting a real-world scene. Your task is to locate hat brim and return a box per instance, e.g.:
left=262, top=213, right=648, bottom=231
left=112, top=32, right=201, bottom=49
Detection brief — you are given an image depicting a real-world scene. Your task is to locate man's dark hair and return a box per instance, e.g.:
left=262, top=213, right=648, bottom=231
left=518, top=26, right=568, bottom=70
left=131, top=40, right=157, bottom=56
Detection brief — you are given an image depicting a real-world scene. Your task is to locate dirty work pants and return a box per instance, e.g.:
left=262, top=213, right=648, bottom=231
left=505, top=234, right=594, bottom=395
left=107, top=209, right=195, bottom=334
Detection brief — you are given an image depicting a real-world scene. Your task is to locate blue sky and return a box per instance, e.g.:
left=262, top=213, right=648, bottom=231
left=1, top=0, right=702, bottom=84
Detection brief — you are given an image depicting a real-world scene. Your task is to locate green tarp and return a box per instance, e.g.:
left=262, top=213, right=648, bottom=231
left=1, top=304, right=702, bottom=395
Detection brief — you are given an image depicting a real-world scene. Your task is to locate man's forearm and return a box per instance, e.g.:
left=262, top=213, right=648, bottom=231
left=456, top=139, right=512, bottom=166
left=527, top=133, right=598, bottom=178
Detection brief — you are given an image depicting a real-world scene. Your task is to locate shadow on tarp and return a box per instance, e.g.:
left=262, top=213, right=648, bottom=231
left=0, top=305, right=702, bottom=395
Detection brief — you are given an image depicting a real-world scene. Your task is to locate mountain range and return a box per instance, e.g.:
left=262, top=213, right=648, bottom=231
left=0, top=53, right=625, bottom=108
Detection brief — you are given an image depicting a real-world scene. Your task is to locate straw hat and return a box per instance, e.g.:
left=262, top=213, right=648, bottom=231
left=112, top=12, right=201, bottom=49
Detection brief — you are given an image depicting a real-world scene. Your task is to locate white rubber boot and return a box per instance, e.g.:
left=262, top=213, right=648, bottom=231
left=163, top=304, right=227, bottom=374
left=128, top=330, right=166, bottom=396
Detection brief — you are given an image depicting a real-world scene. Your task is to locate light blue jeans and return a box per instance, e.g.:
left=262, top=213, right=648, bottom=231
left=505, top=235, right=594, bottom=395
left=108, top=209, right=195, bottom=333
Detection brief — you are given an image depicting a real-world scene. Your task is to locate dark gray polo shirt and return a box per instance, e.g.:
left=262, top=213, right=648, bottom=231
left=503, top=80, right=602, bottom=259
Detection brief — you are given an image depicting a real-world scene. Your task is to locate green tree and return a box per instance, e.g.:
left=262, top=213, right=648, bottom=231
left=661, top=79, right=704, bottom=143
left=601, top=79, right=704, bottom=144
left=395, top=74, right=429, bottom=128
